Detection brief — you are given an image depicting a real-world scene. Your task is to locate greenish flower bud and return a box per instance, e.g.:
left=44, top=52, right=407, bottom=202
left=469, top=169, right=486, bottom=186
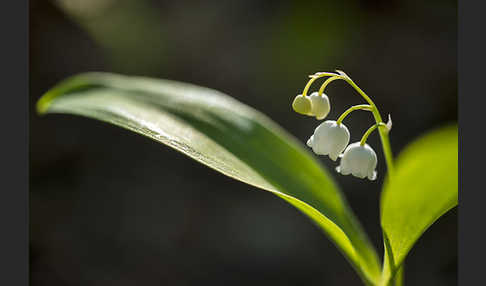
left=292, top=94, right=312, bottom=115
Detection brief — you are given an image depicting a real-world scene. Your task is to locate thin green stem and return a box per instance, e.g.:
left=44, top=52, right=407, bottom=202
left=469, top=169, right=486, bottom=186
left=394, top=265, right=404, bottom=286
left=336, top=104, right=373, bottom=125
left=318, top=76, right=343, bottom=96
left=305, top=71, right=399, bottom=286
left=379, top=261, right=404, bottom=286
left=340, top=74, right=376, bottom=107
left=333, top=71, right=398, bottom=286
left=360, top=123, right=387, bottom=146
left=301, top=72, right=341, bottom=97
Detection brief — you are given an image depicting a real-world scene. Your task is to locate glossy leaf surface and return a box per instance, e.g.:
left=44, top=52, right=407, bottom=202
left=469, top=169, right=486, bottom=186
left=37, top=72, right=381, bottom=285
left=380, top=125, right=458, bottom=283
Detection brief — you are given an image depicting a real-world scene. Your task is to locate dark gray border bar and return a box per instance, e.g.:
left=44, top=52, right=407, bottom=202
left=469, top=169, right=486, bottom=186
left=0, top=0, right=28, bottom=285
left=459, top=0, right=485, bottom=285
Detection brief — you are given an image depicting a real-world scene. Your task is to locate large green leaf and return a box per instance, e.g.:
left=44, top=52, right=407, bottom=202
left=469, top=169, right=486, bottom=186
left=380, top=125, right=458, bottom=284
left=37, top=72, right=381, bottom=285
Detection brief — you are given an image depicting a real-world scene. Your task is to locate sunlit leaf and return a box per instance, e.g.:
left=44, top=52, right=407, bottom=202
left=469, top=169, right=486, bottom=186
left=380, top=125, right=458, bottom=283
left=37, top=72, right=381, bottom=285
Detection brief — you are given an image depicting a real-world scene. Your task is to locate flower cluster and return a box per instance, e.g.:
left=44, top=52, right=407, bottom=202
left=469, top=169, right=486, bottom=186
left=292, top=92, right=331, bottom=120
left=292, top=70, right=391, bottom=181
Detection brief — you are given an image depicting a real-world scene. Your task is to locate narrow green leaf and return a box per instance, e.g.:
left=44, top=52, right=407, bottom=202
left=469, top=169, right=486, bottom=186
left=37, top=72, right=380, bottom=284
left=380, top=125, right=458, bottom=283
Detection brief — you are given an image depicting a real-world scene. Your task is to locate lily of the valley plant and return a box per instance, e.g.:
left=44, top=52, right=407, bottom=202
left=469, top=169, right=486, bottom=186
left=37, top=70, right=458, bottom=286
left=293, top=70, right=392, bottom=181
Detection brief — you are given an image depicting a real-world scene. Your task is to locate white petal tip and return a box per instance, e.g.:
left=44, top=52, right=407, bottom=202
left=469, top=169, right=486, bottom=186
left=336, top=166, right=351, bottom=176
left=306, top=136, right=314, bottom=147
left=386, top=114, right=392, bottom=132
left=368, top=171, right=377, bottom=181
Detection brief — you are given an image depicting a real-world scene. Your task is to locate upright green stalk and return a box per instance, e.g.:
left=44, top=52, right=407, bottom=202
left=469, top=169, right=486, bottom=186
left=304, top=71, right=400, bottom=286
left=394, top=266, right=404, bottom=286
left=338, top=72, right=402, bottom=286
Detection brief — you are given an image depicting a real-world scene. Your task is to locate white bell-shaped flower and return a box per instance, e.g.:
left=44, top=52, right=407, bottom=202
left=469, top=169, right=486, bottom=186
left=306, top=120, right=350, bottom=161
left=309, top=92, right=331, bottom=120
left=336, top=142, right=378, bottom=181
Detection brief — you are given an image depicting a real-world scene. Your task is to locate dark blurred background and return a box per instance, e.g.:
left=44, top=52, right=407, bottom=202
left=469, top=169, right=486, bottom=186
left=29, top=0, right=457, bottom=285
